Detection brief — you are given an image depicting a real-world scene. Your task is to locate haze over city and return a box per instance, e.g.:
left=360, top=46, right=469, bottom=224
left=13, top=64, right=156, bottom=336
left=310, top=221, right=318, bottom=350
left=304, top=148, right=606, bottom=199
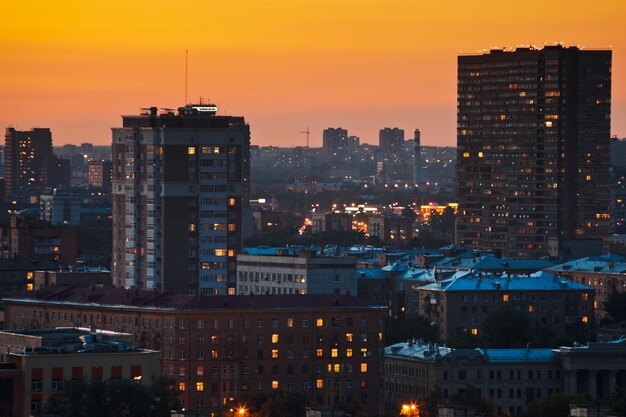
left=1, top=0, right=625, bottom=147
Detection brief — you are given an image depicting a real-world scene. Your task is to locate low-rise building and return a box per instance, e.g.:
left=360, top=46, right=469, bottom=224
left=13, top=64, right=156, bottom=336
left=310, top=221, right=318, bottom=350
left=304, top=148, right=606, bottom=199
left=417, top=271, right=595, bottom=342
left=32, top=269, right=111, bottom=290
left=0, top=327, right=159, bottom=417
left=237, top=250, right=356, bottom=295
left=384, top=339, right=626, bottom=416
left=2, top=288, right=386, bottom=417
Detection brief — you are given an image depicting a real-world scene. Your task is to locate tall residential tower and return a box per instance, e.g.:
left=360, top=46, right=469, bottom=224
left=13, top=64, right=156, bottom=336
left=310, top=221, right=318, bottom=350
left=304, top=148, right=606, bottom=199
left=112, top=105, right=250, bottom=294
left=457, top=46, right=611, bottom=258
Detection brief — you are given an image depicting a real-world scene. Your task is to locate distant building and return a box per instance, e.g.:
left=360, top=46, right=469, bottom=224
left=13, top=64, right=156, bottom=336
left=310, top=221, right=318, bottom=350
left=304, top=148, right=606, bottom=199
left=368, top=216, right=414, bottom=245
left=379, top=128, right=404, bottom=161
left=457, top=46, right=612, bottom=258
left=322, top=128, right=349, bottom=158
left=3, top=289, right=387, bottom=417
left=4, top=128, right=53, bottom=195
left=0, top=215, right=77, bottom=265
left=0, top=328, right=159, bottom=417
left=46, top=155, right=72, bottom=188
left=417, top=270, right=594, bottom=342
left=39, top=189, right=81, bottom=225
left=311, top=212, right=353, bottom=234
left=32, top=269, right=111, bottom=290
left=112, top=105, right=250, bottom=294
left=236, top=250, right=356, bottom=295
left=413, top=129, right=421, bottom=184
left=87, top=160, right=112, bottom=190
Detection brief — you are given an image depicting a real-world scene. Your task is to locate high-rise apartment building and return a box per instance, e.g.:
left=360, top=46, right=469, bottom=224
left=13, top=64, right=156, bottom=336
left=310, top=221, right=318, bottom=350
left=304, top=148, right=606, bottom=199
left=112, top=105, right=250, bottom=294
left=379, top=128, right=404, bottom=161
left=322, top=127, right=348, bottom=157
left=88, top=160, right=112, bottom=190
left=4, top=128, right=53, bottom=195
left=457, top=46, right=612, bottom=258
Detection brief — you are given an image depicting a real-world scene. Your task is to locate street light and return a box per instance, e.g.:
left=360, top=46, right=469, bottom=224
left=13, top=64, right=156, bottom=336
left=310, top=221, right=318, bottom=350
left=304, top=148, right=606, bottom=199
left=401, top=403, right=419, bottom=417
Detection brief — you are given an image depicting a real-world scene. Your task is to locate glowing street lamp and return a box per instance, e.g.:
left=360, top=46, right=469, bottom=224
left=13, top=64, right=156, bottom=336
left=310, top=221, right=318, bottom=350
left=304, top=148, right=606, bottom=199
left=401, top=403, right=419, bottom=417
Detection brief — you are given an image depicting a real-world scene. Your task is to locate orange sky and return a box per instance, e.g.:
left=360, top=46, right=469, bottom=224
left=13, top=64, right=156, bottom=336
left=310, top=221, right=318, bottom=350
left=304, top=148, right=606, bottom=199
left=1, top=0, right=625, bottom=147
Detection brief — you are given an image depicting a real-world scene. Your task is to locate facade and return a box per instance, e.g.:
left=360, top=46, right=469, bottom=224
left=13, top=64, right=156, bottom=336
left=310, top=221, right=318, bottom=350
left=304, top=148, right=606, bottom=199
left=0, top=215, right=77, bottom=265
left=4, top=128, right=53, bottom=195
left=368, top=216, right=414, bottom=245
left=457, top=46, right=612, bottom=258
left=39, top=190, right=81, bottom=225
left=236, top=251, right=356, bottom=295
left=322, top=128, right=348, bottom=158
left=417, top=271, right=594, bottom=342
left=413, top=129, right=421, bottom=184
left=384, top=339, right=626, bottom=416
left=0, top=328, right=159, bottom=417
left=546, top=254, right=626, bottom=322
left=32, top=269, right=111, bottom=290
left=2, top=289, right=386, bottom=417
left=311, top=212, right=353, bottom=234
left=111, top=105, right=251, bottom=294
left=88, top=160, right=112, bottom=190
left=379, top=128, right=404, bottom=161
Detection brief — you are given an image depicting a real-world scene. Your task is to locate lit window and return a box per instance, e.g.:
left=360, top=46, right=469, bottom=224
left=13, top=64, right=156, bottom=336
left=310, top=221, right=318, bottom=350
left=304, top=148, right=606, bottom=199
left=528, top=305, right=534, bottom=313
left=197, top=366, right=204, bottom=376
left=211, top=350, right=218, bottom=359
left=228, top=224, right=236, bottom=232
left=346, top=348, right=353, bottom=357
left=463, top=152, right=470, bottom=158
left=228, top=198, right=236, bottom=206
left=214, top=249, right=227, bottom=256
left=179, top=382, right=186, bottom=391
left=334, top=364, right=341, bottom=372
left=27, top=283, right=34, bottom=291
left=582, top=293, right=589, bottom=301
left=471, top=328, right=478, bottom=335
left=360, top=348, right=368, bottom=357
left=586, top=175, right=591, bottom=181
left=545, top=121, right=553, bottom=128
left=272, top=380, right=279, bottom=389
left=503, top=294, right=509, bottom=302
left=360, top=363, right=367, bottom=373
left=316, top=318, right=324, bottom=327
left=189, top=223, right=196, bottom=232
left=316, top=379, right=324, bottom=389
left=478, top=152, right=484, bottom=158
left=331, top=349, right=338, bottom=358
left=346, top=333, right=353, bottom=342
left=272, top=334, right=279, bottom=343
left=188, top=147, right=196, bottom=155
left=196, top=382, right=204, bottom=392
left=316, top=349, right=323, bottom=357
left=582, top=316, right=589, bottom=323
left=287, top=318, right=294, bottom=327
left=272, top=349, right=279, bottom=359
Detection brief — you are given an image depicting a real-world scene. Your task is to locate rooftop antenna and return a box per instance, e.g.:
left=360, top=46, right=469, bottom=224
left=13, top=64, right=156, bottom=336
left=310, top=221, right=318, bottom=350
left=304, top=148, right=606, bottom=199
left=300, top=127, right=310, bottom=148
left=185, top=49, right=189, bottom=105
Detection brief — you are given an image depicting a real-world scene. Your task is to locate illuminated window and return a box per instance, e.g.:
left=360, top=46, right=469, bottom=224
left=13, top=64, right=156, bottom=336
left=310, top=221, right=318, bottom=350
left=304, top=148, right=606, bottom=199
left=334, top=364, right=341, bottom=372
left=197, top=366, right=204, bottom=376
left=528, top=305, right=534, bottom=313
left=189, top=223, right=196, bottom=232
left=272, top=380, right=279, bottom=389
left=346, top=348, right=353, bottom=357
left=179, top=382, right=186, bottom=391
left=360, top=363, right=367, bottom=373
left=478, top=152, right=484, bottom=158
left=272, top=334, right=279, bottom=343
left=228, top=198, right=236, bottom=206
left=27, top=283, right=34, bottom=291
left=316, top=318, right=324, bottom=327
left=545, top=121, right=553, bottom=128
left=272, top=349, right=279, bottom=359
left=586, top=175, right=591, bottom=181
left=503, top=294, right=509, bottom=302
left=211, top=350, right=218, bottom=359
left=228, top=224, right=236, bottom=232
left=360, top=348, right=368, bottom=357
left=471, top=328, right=478, bottom=335
left=26, top=272, right=33, bottom=279
left=214, top=249, right=227, bottom=256
left=331, top=349, right=338, bottom=358
left=187, top=147, right=196, bottom=155
left=316, top=349, right=323, bottom=357
left=316, top=379, right=324, bottom=389
left=287, top=318, right=294, bottom=327
left=196, top=382, right=204, bottom=391
left=228, top=287, right=235, bottom=295
left=228, top=249, right=236, bottom=257
left=582, top=316, right=589, bottom=323
left=346, top=333, right=353, bottom=342
left=582, top=293, right=589, bottom=301
left=463, top=152, right=470, bottom=158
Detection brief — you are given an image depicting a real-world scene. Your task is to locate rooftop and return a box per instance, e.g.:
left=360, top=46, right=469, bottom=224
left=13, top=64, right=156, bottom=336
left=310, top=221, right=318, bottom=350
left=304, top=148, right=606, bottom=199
left=547, top=255, right=626, bottom=274
left=2, top=287, right=385, bottom=311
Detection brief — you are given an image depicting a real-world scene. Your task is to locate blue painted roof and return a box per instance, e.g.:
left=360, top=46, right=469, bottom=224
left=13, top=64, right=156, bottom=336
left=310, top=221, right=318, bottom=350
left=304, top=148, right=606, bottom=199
left=473, top=255, right=557, bottom=271
left=477, top=348, right=555, bottom=362
left=420, top=271, right=592, bottom=292
left=356, top=268, right=385, bottom=279
left=548, top=255, right=626, bottom=274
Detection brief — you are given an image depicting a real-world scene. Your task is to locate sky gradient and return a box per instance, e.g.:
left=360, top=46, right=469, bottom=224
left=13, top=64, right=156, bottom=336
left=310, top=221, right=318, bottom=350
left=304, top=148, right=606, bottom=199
left=1, top=0, right=625, bottom=147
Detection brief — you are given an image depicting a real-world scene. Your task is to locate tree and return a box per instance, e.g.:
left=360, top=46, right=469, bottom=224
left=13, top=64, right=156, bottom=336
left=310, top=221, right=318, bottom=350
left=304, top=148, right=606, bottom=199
left=385, top=315, right=439, bottom=345
left=604, top=291, right=626, bottom=324
left=527, top=393, right=589, bottom=417
left=448, top=384, right=496, bottom=417
left=482, top=308, right=534, bottom=348
left=45, top=376, right=178, bottom=417
left=244, top=391, right=309, bottom=417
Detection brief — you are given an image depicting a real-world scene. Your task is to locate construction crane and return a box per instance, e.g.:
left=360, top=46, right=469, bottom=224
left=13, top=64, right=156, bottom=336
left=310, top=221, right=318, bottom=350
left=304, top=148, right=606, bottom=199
left=300, top=127, right=310, bottom=148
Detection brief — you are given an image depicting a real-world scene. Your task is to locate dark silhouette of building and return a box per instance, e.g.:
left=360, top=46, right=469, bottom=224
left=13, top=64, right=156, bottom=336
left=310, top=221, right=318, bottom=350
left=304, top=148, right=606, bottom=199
left=322, top=127, right=348, bottom=157
left=112, top=105, right=250, bottom=294
left=457, top=45, right=612, bottom=258
left=379, top=128, right=404, bottom=161
left=4, top=128, right=53, bottom=195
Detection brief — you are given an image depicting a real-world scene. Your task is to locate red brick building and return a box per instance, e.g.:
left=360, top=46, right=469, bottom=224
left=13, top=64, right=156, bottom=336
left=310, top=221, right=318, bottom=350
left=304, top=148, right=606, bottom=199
left=2, top=288, right=386, bottom=416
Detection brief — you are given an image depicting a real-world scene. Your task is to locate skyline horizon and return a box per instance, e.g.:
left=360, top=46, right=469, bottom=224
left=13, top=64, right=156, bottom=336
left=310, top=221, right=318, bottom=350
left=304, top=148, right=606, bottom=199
left=2, top=1, right=625, bottom=147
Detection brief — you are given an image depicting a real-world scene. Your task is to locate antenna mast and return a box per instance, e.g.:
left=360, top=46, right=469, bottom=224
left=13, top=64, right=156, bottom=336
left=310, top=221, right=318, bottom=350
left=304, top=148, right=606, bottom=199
left=185, top=49, right=189, bottom=105
left=300, top=127, right=310, bottom=148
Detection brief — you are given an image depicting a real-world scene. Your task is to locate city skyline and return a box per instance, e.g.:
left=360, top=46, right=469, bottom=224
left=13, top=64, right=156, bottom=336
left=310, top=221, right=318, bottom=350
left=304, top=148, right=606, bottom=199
left=1, top=0, right=625, bottom=147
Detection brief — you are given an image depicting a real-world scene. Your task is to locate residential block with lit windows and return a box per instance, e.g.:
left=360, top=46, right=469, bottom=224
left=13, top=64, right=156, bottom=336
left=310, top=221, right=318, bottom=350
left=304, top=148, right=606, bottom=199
left=457, top=45, right=612, bottom=258
left=112, top=105, right=251, bottom=294
left=417, top=270, right=594, bottom=342
left=2, top=288, right=386, bottom=416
